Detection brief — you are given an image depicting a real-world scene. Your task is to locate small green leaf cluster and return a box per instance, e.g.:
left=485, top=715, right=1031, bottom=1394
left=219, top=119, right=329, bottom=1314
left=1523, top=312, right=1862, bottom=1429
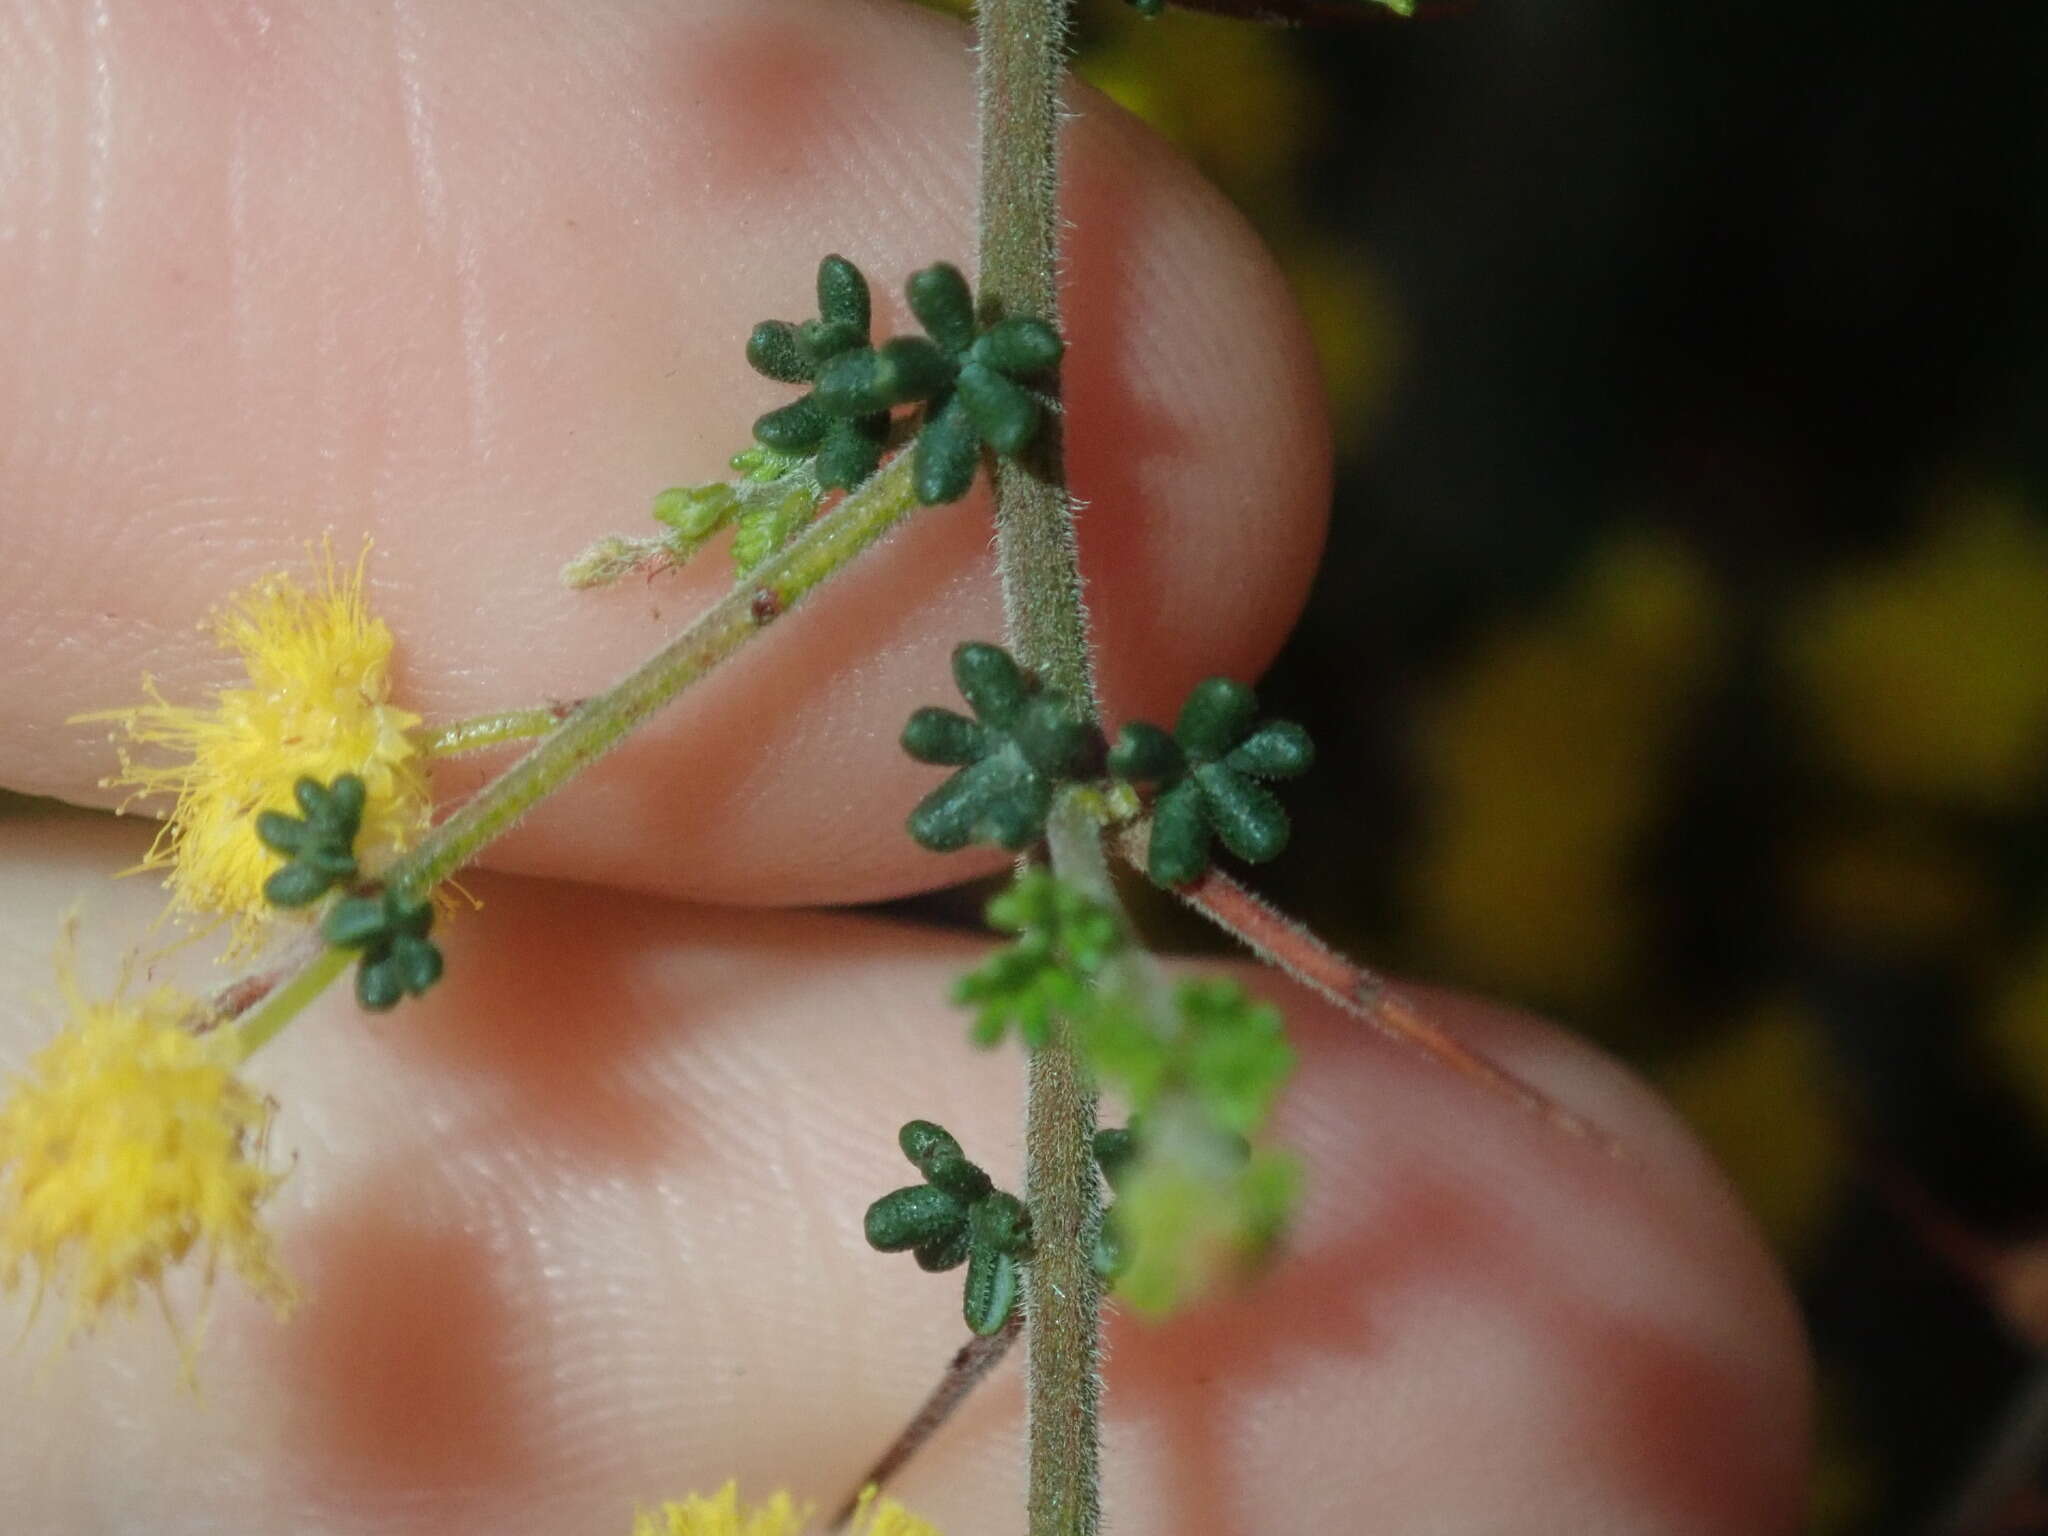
left=901, top=643, right=1102, bottom=852
left=864, top=1120, right=1033, bottom=1336
left=1078, top=980, right=1298, bottom=1316
left=753, top=255, right=1062, bottom=507
left=941, top=870, right=1292, bottom=1143
left=323, top=887, right=443, bottom=1013
left=897, top=655, right=1312, bottom=883
left=811, top=262, right=1063, bottom=504
left=1178, top=978, right=1298, bottom=1137
left=560, top=443, right=828, bottom=590
left=1090, top=978, right=1293, bottom=1138
left=1104, top=1127, right=1302, bottom=1317
left=255, top=772, right=446, bottom=1012
left=256, top=774, right=365, bottom=907
left=747, top=255, right=895, bottom=493
left=953, top=870, right=1124, bottom=1049
left=650, top=444, right=828, bottom=578
left=1109, top=678, right=1314, bottom=886
left=1090, top=1125, right=1138, bottom=1278
left=941, top=867, right=1300, bottom=1312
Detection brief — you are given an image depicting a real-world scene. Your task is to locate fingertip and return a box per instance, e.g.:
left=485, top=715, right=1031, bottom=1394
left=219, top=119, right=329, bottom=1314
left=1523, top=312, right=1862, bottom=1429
left=0, top=0, right=1329, bottom=908
left=0, top=828, right=1807, bottom=1533
left=1075, top=980, right=1812, bottom=1535
left=1063, top=101, right=1334, bottom=719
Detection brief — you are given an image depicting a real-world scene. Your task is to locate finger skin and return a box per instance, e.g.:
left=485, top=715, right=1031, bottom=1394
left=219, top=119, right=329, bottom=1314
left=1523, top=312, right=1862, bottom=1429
left=0, top=0, right=1329, bottom=907
left=0, top=815, right=1809, bottom=1534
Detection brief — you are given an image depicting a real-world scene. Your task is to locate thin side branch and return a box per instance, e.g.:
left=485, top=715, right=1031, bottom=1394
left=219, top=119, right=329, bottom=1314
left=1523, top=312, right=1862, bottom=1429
left=823, top=1316, right=1023, bottom=1532
left=221, top=451, right=924, bottom=1060
left=1113, top=820, right=1620, bottom=1156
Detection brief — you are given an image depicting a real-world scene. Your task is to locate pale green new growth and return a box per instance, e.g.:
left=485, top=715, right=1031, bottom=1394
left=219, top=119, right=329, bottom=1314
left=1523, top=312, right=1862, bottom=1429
left=955, top=871, right=1123, bottom=1049
left=564, top=446, right=831, bottom=590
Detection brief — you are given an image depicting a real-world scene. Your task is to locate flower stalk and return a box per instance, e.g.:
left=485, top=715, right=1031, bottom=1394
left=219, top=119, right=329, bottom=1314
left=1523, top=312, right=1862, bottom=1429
left=394, top=450, right=921, bottom=895
left=219, top=449, right=924, bottom=1056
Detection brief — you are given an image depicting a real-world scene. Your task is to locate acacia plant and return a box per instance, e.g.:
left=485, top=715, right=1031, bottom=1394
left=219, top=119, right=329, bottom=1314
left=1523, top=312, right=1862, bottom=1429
left=0, top=2, right=1626, bottom=1533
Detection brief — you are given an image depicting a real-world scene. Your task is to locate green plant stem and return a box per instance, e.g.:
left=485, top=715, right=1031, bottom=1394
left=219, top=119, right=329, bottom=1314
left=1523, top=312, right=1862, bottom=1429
left=978, top=0, right=1095, bottom=718
left=400, top=449, right=918, bottom=893
left=415, top=705, right=578, bottom=759
left=973, top=2, right=1105, bottom=1529
left=228, top=944, right=350, bottom=1062
left=223, top=451, right=921, bottom=1061
left=1028, top=792, right=1113, bottom=1535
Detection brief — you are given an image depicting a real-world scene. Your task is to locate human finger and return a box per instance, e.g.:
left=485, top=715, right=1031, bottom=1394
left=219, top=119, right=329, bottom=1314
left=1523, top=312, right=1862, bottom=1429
left=0, top=814, right=1806, bottom=1534
left=0, top=0, right=1329, bottom=907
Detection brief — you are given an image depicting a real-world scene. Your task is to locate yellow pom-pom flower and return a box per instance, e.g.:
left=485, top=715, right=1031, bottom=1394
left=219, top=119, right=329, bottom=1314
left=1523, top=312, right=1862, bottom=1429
left=631, top=1483, right=937, bottom=1536
left=80, top=546, right=430, bottom=951
left=0, top=957, right=295, bottom=1340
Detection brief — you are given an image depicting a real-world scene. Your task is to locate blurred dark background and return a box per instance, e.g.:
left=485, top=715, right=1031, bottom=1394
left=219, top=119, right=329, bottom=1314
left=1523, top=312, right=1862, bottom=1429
left=914, top=1, right=2048, bottom=1529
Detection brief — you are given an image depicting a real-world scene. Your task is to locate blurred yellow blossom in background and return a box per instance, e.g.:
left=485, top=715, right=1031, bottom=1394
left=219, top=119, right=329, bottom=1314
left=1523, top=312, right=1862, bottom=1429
left=1987, top=927, right=2048, bottom=1135
left=1410, top=533, right=1723, bottom=1008
left=1666, top=999, right=1846, bottom=1256
left=1789, top=495, right=2048, bottom=810
left=1790, top=822, right=1991, bottom=953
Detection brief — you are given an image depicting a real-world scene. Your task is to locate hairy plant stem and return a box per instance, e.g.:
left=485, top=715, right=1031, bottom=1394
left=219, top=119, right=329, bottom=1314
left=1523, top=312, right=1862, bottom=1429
left=228, top=943, right=351, bottom=1061
left=974, top=2, right=1105, bottom=1530
left=978, top=0, right=1094, bottom=716
left=1029, top=796, right=1110, bottom=1534
left=223, top=452, right=921, bottom=1061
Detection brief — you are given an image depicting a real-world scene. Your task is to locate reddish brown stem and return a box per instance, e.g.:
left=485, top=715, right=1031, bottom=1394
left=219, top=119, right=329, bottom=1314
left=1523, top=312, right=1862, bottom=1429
left=1113, top=822, right=1619, bottom=1156
left=825, top=1315, right=1023, bottom=1531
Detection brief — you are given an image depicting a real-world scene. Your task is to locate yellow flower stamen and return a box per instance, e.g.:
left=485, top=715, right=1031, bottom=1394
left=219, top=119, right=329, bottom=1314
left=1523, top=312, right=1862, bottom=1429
left=842, top=1486, right=940, bottom=1536
left=630, top=1483, right=938, bottom=1536
left=77, top=543, right=430, bottom=952
left=0, top=948, right=295, bottom=1344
